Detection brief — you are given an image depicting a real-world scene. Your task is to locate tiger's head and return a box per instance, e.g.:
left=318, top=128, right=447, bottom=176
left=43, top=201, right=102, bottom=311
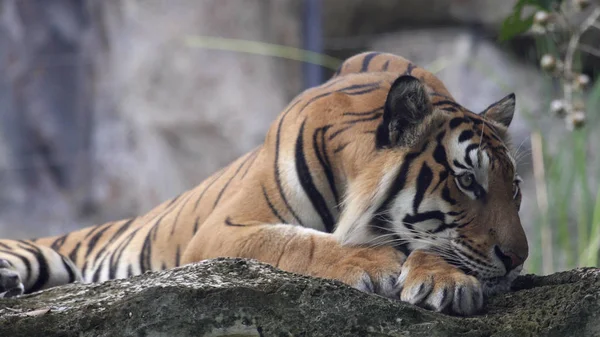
left=336, top=75, right=528, bottom=296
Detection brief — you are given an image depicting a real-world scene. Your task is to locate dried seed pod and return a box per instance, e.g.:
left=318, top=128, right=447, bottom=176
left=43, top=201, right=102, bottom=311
left=567, top=110, right=586, bottom=130
left=573, top=74, right=590, bottom=90
left=550, top=99, right=567, bottom=117
left=530, top=23, right=547, bottom=35
left=534, top=11, right=550, bottom=26
left=540, top=54, right=557, bottom=72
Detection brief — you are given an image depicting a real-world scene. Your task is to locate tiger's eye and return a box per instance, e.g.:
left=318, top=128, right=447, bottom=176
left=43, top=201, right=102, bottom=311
left=459, top=174, right=474, bottom=188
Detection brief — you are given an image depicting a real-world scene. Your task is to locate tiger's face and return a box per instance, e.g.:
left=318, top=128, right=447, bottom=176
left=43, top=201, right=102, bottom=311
left=368, top=75, right=528, bottom=295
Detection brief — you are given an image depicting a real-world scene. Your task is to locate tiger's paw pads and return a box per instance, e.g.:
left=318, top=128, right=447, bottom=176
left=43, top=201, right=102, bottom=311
left=397, top=264, right=483, bottom=316
left=337, top=246, right=406, bottom=298
left=0, top=259, right=24, bottom=298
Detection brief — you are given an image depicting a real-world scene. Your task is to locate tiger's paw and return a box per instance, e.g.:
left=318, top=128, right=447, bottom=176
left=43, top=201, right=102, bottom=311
left=0, top=259, right=24, bottom=298
left=325, top=245, right=406, bottom=298
left=397, top=250, right=483, bottom=315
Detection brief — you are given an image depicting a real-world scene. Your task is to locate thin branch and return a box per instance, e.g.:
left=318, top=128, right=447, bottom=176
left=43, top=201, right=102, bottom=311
left=578, top=44, right=600, bottom=58
left=563, top=7, right=600, bottom=105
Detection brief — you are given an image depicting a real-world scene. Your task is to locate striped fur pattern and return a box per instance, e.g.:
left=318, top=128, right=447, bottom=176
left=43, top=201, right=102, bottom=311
left=0, top=52, right=528, bottom=315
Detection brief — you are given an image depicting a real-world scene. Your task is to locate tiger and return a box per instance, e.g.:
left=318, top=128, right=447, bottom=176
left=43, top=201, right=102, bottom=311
left=0, top=51, right=528, bottom=316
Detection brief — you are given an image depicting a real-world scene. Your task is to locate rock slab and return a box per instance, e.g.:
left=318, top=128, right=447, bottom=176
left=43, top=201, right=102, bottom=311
left=0, top=258, right=599, bottom=337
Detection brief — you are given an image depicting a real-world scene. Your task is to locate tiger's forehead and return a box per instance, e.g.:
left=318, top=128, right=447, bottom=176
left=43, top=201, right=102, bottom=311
left=442, top=111, right=516, bottom=181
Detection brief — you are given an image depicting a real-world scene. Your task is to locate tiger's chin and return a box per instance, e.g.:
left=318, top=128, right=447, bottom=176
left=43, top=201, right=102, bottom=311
left=480, top=267, right=522, bottom=297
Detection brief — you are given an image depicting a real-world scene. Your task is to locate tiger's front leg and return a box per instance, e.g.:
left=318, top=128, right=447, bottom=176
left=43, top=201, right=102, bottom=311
left=183, top=222, right=407, bottom=299
left=398, top=249, right=483, bottom=315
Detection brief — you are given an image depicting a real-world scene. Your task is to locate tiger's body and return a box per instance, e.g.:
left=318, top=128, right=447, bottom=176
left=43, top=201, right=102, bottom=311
left=0, top=52, right=528, bottom=315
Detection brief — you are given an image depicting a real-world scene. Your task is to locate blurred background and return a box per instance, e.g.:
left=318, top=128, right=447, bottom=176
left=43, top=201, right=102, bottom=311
left=0, top=0, right=599, bottom=275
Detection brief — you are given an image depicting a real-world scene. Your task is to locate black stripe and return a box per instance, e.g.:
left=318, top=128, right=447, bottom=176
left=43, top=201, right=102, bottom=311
left=108, top=227, right=143, bottom=279
left=50, top=233, right=69, bottom=251
left=92, top=260, right=104, bottom=282
left=213, top=155, right=247, bottom=209
left=440, top=106, right=458, bottom=112
left=361, top=52, right=380, bottom=72
left=333, top=66, right=341, bottom=77
left=296, top=120, right=335, bottom=232
left=171, top=193, right=195, bottom=236
left=82, top=227, right=101, bottom=240
left=370, top=150, right=422, bottom=249
left=193, top=167, right=228, bottom=210
left=241, top=149, right=260, bottom=179
left=93, top=218, right=135, bottom=265
left=127, top=264, right=134, bottom=277
left=342, top=87, right=380, bottom=96
left=85, top=224, right=112, bottom=258
left=431, top=222, right=460, bottom=234
left=377, top=151, right=421, bottom=212
left=18, top=241, right=50, bottom=293
left=333, top=143, right=349, bottom=154
left=336, top=82, right=381, bottom=92
left=175, top=246, right=181, bottom=267
left=381, top=60, right=390, bottom=71
left=262, top=185, right=286, bottom=223
left=60, top=256, right=77, bottom=283
left=404, top=63, right=417, bottom=75
left=441, top=186, right=457, bottom=205
left=413, top=163, right=433, bottom=213
left=274, top=100, right=304, bottom=225
left=320, top=126, right=338, bottom=204
left=431, top=171, right=449, bottom=192
left=465, top=115, right=483, bottom=125
left=225, top=217, right=246, bottom=227
left=328, top=125, right=352, bottom=140
left=319, top=77, right=344, bottom=90
left=433, top=100, right=462, bottom=110
left=342, top=112, right=383, bottom=125
left=453, top=160, right=468, bottom=170
left=193, top=217, right=201, bottom=234
left=0, top=241, right=12, bottom=250
left=68, top=242, right=82, bottom=265
left=343, top=106, right=383, bottom=116
left=403, top=211, right=446, bottom=228
left=166, top=193, right=182, bottom=208
left=430, top=92, right=453, bottom=100
left=459, top=130, right=474, bottom=143
left=449, top=117, right=466, bottom=129
left=464, top=144, right=479, bottom=167
left=313, top=126, right=339, bottom=204
left=140, top=231, right=153, bottom=273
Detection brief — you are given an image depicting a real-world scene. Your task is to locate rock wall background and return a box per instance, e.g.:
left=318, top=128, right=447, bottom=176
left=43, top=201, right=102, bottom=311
left=0, top=0, right=598, bottom=273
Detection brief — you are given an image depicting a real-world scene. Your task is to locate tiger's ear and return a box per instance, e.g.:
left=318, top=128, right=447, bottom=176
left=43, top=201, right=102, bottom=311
left=480, top=93, right=516, bottom=128
left=376, top=75, right=432, bottom=148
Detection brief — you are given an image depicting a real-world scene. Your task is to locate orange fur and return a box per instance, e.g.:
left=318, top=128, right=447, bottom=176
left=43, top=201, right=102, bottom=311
left=0, top=52, right=528, bottom=315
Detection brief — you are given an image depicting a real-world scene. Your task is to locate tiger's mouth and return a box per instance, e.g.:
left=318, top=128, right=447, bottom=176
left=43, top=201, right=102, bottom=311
left=448, top=258, right=520, bottom=296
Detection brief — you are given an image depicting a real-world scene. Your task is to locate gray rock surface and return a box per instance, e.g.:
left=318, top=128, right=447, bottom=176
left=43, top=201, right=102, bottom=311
left=0, top=0, right=301, bottom=238
left=1, top=258, right=599, bottom=337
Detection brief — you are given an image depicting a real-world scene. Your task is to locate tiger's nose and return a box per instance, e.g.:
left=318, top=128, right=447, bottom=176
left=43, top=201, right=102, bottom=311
left=494, top=246, right=525, bottom=272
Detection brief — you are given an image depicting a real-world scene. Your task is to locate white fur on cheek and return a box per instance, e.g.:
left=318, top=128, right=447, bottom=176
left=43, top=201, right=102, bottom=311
left=334, top=162, right=403, bottom=245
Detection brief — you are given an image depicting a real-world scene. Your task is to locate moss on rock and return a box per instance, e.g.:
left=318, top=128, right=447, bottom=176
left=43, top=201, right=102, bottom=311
left=0, top=258, right=598, bottom=337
